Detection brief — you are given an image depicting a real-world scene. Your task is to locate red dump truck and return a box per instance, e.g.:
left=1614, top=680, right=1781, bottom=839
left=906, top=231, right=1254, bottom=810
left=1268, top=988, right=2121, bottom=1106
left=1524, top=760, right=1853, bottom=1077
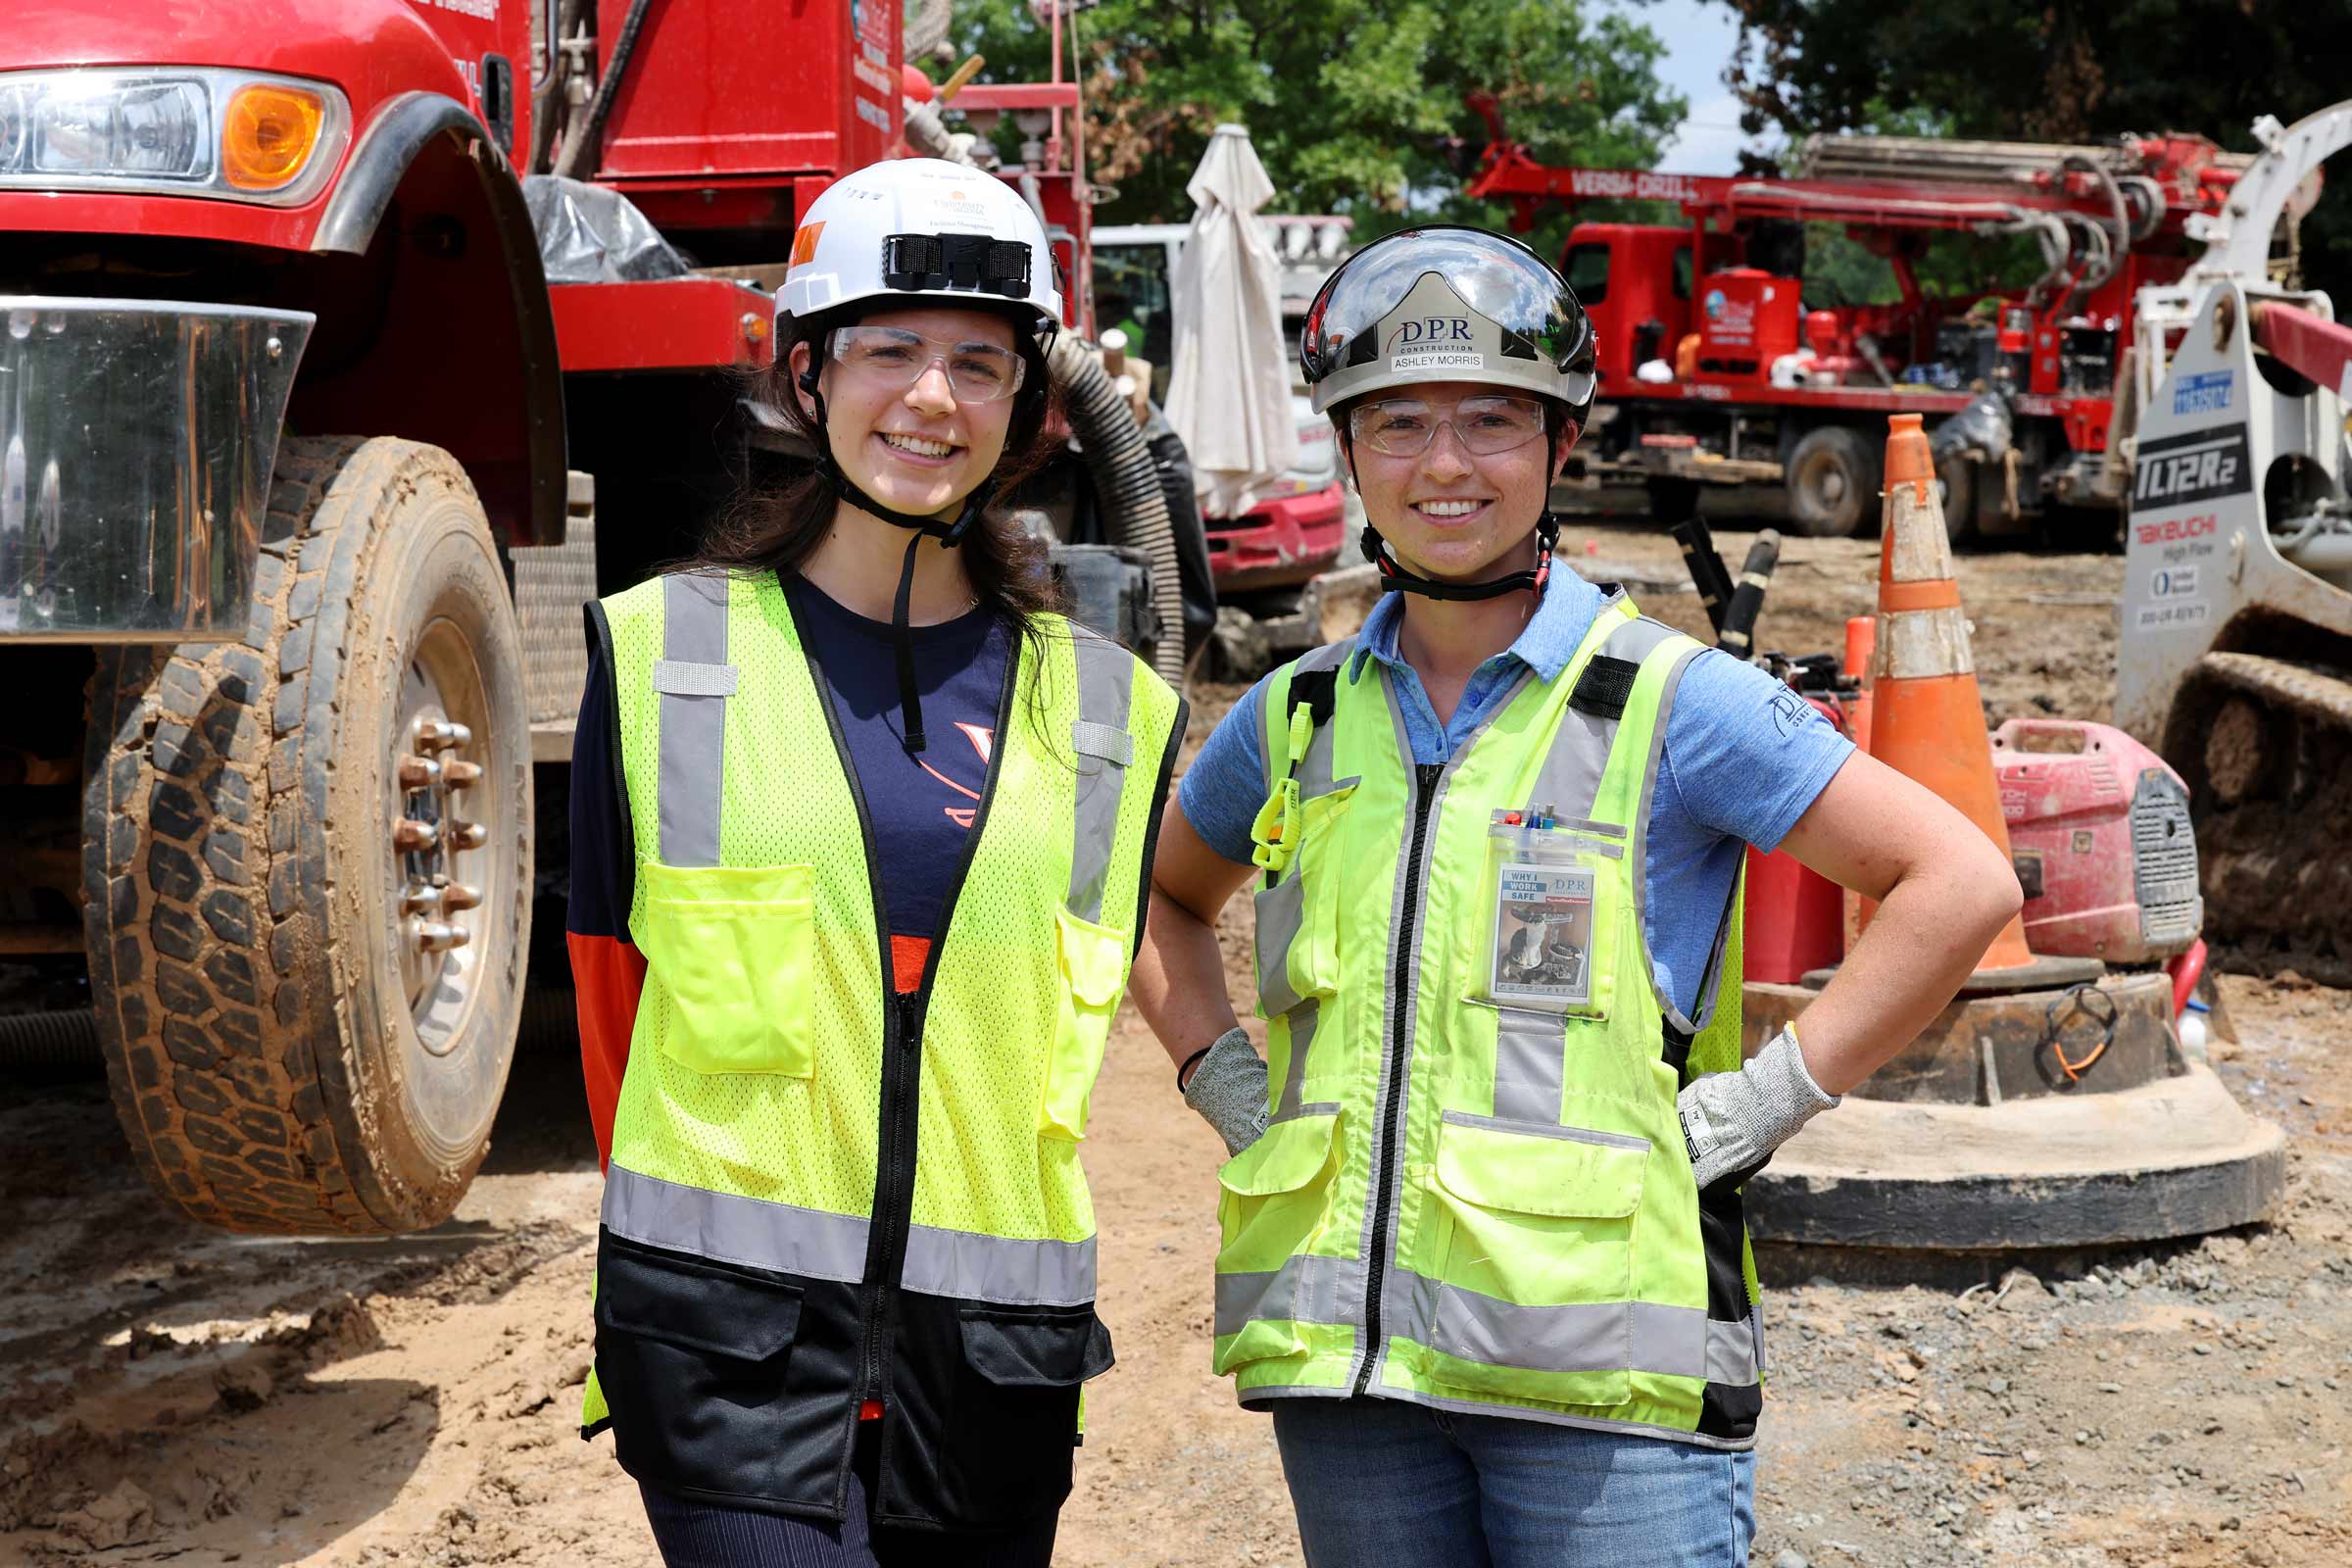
left=0, top=0, right=1171, bottom=1236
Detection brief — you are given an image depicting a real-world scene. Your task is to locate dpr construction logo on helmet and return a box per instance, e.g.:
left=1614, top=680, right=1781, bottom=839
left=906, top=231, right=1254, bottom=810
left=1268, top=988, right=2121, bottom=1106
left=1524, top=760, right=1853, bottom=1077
left=1385, top=315, right=1484, bottom=374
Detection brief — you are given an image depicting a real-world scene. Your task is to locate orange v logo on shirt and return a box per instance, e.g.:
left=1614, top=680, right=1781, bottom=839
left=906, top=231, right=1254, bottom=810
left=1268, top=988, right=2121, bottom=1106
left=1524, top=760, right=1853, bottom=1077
left=919, top=722, right=995, bottom=830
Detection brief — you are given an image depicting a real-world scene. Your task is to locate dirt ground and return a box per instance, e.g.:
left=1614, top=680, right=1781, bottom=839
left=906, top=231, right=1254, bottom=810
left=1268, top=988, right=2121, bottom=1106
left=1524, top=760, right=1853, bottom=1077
left=6, top=523, right=2344, bottom=1568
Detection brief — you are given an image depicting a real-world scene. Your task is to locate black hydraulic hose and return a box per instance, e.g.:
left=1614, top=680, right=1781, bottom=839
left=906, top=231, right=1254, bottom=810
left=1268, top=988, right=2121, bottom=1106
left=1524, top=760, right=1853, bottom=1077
left=0, top=1008, right=100, bottom=1076
left=1716, top=528, right=1782, bottom=657
left=1049, top=335, right=1187, bottom=685
left=1671, top=517, right=1735, bottom=637
left=554, top=0, right=656, bottom=181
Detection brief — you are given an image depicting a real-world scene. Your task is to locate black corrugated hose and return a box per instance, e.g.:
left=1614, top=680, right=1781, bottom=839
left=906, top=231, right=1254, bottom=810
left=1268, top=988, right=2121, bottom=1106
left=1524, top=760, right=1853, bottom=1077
left=554, top=0, right=656, bottom=180
left=1048, top=335, right=1187, bottom=685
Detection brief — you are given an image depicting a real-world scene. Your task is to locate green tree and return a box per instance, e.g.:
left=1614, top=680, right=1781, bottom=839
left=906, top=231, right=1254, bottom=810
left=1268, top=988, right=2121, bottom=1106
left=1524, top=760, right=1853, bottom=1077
left=1714, top=0, right=2352, bottom=302
left=944, top=0, right=1685, bottom=262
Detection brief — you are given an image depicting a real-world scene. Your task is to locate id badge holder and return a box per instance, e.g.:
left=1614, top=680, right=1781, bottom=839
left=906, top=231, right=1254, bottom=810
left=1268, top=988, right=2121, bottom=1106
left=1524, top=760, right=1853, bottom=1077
left=1473, top=806, right=1607, bottom=1017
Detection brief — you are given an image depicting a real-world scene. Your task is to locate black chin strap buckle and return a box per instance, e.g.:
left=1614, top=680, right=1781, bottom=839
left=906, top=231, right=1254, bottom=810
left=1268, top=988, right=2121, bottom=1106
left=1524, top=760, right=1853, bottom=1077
left=1362, top=512, right=1558, bottom=603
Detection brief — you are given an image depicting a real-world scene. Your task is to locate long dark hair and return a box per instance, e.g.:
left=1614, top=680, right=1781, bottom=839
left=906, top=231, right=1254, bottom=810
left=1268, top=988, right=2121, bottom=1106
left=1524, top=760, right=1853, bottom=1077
left=691, top=306, right=1066, bottom=632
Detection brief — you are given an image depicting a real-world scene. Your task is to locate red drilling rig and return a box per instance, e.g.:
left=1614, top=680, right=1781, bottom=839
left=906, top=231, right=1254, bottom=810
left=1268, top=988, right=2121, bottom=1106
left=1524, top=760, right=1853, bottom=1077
left=1465, top=96, right=2296, bottom=541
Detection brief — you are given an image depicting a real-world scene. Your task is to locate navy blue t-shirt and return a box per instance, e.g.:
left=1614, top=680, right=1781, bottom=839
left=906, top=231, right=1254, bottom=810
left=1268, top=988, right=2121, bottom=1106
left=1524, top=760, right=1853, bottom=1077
left=784, top=576, right=1012, bottom=956
left=567, top=574, right=1014, bottom=998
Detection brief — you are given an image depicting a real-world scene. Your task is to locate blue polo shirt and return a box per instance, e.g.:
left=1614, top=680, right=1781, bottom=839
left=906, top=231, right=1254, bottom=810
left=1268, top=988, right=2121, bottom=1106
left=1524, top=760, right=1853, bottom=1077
left=1177, top=567, right=1854, bottom=1020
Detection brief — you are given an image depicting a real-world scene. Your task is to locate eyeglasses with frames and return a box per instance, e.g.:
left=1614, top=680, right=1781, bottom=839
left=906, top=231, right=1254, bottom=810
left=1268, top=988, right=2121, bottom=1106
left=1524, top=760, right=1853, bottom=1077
left=1348, top=394, right=1552, bottom=458
left=827, top=324, right=1026, bottom=403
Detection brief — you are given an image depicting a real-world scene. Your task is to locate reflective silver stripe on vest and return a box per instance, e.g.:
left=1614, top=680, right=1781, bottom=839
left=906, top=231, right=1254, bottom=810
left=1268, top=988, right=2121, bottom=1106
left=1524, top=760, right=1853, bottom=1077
left=1492, top=1008, right=1568, bottom=1123
left=1213, top=1253, right=1759, bottom=1388
left=657, top=572, right=734, bottom=868
left=1490, top=614, right=1687, bottom=1123
left=605, top=1164, right=1099, bottom=1306
left=1526, top=614, right=1682, bottom=833
left=1256, top=638, right=1358, bottom=1116
left=1214, top=1250, right=1368, bottom=1340
left=1067, top=628, right=1136, bottom=925
left=606, top=1161, right=866, bottom=1284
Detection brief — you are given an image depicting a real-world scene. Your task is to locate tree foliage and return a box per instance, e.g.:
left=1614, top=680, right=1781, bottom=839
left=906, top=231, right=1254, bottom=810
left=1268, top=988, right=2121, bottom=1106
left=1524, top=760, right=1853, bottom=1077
left=942, top=0, right=1686, bottom=259
left=1716, top=0, right=2352, bottom=300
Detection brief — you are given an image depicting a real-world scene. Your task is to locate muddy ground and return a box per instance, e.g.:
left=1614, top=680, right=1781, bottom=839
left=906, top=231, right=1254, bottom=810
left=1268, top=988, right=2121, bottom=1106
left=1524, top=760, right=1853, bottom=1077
left=5, top=523, right=2345, bottom=1567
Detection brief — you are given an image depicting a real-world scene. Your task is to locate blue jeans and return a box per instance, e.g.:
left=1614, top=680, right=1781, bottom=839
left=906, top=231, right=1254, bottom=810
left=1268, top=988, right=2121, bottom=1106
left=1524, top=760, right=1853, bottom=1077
left=1270, top=1397, right=1755, bottom=1567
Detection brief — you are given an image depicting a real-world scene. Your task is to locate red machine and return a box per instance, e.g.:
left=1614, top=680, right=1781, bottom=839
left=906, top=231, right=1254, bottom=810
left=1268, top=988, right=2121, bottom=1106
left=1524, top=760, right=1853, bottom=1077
left=1464, top=98, right=2275, bottom=541
left=1991, top=719, right=2202, bottom=963
left=0, top=0, right=1140, bottom=1238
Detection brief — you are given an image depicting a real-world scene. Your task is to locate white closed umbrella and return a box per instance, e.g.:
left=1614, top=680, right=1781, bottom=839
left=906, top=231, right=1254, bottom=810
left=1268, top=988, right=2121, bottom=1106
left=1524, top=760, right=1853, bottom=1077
left=1164, top=123, right=1299, bottom=517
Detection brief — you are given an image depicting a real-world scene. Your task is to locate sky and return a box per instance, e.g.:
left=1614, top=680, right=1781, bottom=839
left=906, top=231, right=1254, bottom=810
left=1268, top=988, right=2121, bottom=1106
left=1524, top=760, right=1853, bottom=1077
left=1630, top=0, right=1784, bottom=174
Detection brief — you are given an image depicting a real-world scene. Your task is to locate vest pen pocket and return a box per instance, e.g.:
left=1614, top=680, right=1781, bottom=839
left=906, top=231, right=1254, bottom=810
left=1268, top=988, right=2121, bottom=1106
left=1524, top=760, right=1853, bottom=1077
left=1042, top=905, right=1133, bottom=1141
left=1250, top=780, right=1356, bottom=1017
left=635, top=860, right=817, bottom=1077
left=1470, top=808, right=1617, bottom=1019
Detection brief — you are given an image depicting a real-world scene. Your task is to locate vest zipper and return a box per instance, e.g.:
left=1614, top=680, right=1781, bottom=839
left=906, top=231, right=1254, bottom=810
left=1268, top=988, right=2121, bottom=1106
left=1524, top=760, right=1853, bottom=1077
left=785, top=582, right=1023, bottom=1444
left=860, top=988, right=922, bottom=1407
left=1354, top=760, right=1445, bottom=1397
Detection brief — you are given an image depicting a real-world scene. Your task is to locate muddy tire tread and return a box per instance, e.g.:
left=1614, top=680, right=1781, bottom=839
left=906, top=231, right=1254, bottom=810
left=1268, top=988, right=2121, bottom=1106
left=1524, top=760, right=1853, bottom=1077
left=82, top=437, right=488, bottom=1234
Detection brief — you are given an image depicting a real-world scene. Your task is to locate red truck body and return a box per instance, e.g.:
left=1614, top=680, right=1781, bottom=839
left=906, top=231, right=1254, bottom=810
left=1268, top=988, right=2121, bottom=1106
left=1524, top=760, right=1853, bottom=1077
left=0, top=0, right=1124, bottom=1237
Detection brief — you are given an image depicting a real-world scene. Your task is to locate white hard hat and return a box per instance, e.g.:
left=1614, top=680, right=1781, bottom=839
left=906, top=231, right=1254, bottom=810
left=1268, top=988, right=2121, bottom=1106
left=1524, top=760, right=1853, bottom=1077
left=781, top=158, right=1060, bottom=329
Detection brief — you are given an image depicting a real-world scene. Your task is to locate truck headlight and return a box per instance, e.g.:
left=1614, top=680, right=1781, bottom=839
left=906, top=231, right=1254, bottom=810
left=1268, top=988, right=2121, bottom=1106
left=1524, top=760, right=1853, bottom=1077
left=0, top=69, right=349, bottom=207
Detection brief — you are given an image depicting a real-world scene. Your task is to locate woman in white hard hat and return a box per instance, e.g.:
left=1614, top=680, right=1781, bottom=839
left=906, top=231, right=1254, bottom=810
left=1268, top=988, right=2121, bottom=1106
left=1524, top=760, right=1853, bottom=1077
left=1132, top=224, right=2018, bottom=1564
left=566, top=158, right=1186, bottom=1566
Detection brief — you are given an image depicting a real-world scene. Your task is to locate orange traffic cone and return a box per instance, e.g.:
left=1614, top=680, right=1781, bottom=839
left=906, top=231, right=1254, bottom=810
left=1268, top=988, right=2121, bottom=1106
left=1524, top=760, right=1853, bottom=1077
left=1859, top=415, right=2041, bottom=976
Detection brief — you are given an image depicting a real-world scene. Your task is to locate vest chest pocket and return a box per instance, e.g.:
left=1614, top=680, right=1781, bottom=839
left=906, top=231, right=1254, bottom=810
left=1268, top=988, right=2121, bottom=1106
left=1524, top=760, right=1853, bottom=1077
left=1252, top=782, right=1355, bottom=1017
left=636, top=861, right=816, bottom=1078
left=1042, top=906, right=1133, bottom=1141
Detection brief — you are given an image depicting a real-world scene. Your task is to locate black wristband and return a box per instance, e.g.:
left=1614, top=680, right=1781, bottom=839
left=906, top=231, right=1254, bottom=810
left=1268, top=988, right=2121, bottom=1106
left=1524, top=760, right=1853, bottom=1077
left=1177, top=1044, right=1212, bottom=1091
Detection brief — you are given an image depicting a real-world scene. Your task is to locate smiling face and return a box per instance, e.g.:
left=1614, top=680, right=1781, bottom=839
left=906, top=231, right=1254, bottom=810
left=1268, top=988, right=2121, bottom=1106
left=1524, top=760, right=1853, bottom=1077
left=1343, top=379, right=1567, bottom=583
left=792, top=305, right=1021, bottom=518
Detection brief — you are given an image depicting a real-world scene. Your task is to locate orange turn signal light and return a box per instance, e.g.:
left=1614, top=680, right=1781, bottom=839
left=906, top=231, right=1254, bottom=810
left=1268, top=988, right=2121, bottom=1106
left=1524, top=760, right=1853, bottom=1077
left=222, top=83, right=325, bottom=190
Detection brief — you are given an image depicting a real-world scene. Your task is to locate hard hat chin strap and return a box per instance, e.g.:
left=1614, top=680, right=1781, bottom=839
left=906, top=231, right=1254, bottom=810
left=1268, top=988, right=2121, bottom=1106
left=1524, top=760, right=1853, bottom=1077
left=1361, top=514, right=1558, bottom=601
left=799, top=356, right=995, bottom=756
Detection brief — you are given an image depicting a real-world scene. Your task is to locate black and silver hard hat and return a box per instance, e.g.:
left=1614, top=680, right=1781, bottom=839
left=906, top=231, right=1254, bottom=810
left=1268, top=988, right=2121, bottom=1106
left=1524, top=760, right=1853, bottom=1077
left=1298, top=225, right=1596, bottom=428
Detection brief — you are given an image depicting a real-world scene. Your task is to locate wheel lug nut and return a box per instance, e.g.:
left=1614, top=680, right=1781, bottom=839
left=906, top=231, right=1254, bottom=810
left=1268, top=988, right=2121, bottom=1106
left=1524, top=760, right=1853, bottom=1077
left=446, top=819, right=488, bottom=851
left=416, top=719, right=472, bottom=753
left=441, top=881, right=484, bottom=912
left=397, top=754, right=442, bottom=790
left=403, top=882, right=446, bottom=915
left=394, top=818, right=441, bottom=852
left=442, top=760, right=483, bottom=789
left=410, top=919, right=469, bottom=953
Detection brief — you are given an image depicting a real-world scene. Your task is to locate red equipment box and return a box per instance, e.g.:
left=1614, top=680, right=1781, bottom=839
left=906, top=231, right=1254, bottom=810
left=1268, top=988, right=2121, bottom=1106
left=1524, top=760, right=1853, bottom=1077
left=589, top=0, right=900, bottom=195
left=1697, top=269, right=1799, bottom=378
left=1992, top=719, right=2202, bottom=963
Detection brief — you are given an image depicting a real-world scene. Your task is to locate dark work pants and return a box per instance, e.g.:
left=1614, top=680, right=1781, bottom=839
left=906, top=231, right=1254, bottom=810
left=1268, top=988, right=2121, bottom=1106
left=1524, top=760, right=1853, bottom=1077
left=637, top=1424, right=1060, bottom=1568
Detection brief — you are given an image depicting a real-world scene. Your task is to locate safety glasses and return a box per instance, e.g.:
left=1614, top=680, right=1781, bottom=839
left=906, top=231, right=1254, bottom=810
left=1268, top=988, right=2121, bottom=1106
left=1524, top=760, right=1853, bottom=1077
left=828, top=324, right=1026, bottom=403
left=1348, top=394, right=1552, bottom=459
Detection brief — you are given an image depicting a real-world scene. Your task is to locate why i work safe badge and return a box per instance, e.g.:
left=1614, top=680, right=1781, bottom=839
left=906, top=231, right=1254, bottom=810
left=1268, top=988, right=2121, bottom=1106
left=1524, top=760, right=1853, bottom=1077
left=1480, top=808, right=1597, bottom=1011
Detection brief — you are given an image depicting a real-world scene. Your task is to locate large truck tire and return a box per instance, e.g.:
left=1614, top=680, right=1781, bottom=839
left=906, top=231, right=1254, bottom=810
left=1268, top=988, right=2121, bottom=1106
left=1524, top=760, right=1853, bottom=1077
left=1786, top=424, right=1880, bottom=537
left=83, top=437, right=532, bottom=1235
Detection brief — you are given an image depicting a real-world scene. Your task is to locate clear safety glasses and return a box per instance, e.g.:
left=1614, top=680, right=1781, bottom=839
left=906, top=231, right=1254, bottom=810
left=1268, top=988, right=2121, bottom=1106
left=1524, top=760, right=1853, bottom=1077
left=1348, top=393, right=1551, bottom=458
left=828, top=323, right=1026, bottom=403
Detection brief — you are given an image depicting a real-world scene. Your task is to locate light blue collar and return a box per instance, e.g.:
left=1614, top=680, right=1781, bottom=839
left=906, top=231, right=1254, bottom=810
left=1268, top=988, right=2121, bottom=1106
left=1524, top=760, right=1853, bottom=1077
left=1348, top=562, right=1608, bottom=685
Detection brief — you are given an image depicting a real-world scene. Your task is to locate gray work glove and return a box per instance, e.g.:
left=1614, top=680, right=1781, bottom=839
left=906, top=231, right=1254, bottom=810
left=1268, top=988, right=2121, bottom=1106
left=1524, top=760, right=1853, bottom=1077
left=1183, top=1027, right=1271, bottom=1157
left=1677, top=1025, right=1840, bottom=1193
